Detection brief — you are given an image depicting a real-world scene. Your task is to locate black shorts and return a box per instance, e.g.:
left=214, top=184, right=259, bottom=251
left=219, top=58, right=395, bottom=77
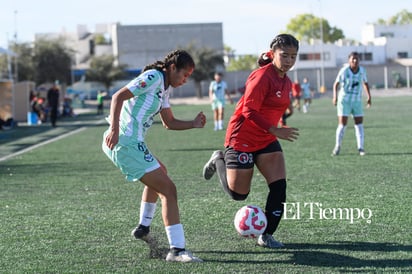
left=225, top=140, right=283, bottom=169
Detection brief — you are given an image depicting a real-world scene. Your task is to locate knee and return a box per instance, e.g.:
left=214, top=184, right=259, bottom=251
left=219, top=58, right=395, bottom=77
left=158, top=182, right=177, bottom=201
left=228, top=189, right=249, bottom=201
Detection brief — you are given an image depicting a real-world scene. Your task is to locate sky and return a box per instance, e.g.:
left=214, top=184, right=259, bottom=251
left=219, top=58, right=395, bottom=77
left=0, top=0, right=409, bottom=55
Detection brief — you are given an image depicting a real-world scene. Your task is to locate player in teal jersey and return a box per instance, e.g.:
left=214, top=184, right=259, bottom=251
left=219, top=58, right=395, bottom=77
left=332, top=52, right=372, bottom=156
left=209, top=72, right=233, bottom=130
left=102, top=50, right=206, bottom=262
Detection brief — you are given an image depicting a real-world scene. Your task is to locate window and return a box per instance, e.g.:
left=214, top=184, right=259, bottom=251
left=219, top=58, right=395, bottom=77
left=359, top=52, right=373, bottom=61
left=397, top=52, right=408, bottom=58
left=299, top=53, right=321, bottom=61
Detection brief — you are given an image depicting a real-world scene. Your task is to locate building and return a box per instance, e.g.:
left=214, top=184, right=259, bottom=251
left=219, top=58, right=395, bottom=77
left=34, top=22, right=411, bottom=95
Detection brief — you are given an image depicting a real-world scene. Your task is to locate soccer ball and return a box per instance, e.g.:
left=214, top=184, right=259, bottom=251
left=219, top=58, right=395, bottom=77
left=234, top=205, right=267, bottom=238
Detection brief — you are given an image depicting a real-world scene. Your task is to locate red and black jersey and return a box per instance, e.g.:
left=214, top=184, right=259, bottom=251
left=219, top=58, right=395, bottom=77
left=224, top=64, right=291, bottom=152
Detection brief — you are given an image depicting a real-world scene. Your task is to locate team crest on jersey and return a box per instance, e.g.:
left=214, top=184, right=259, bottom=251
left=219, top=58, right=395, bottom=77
left=137, top=79, right=147, bottom=89
left=144, top=150, right=154, bottom=162
left=238, top=152, right=252, bottom=164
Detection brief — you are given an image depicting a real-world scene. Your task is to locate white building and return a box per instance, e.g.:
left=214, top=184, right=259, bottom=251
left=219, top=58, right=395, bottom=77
left=34, top=22, right=412, bottom=94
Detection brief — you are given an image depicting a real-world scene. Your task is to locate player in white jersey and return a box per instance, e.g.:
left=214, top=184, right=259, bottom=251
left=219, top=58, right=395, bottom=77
left=102, top=50, right=206, bottom=262
left=332, top=51, right=371, bottom=156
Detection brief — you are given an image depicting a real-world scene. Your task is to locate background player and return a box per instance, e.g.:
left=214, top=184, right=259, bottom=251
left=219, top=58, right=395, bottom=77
left=332, top=51, right=372, bottom=156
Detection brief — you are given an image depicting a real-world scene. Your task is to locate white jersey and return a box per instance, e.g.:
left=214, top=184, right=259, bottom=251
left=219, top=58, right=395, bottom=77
left=335, top=65, right=368, bottom=103
left=114, top=69, right=171, bottom=145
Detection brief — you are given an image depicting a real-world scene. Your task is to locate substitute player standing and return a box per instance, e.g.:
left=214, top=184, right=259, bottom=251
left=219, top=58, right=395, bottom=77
left=209, top=72, right=233, bottom=131
left=203, top=34, right=300, bottom=248
left=332, top=51, right=372, bottom=156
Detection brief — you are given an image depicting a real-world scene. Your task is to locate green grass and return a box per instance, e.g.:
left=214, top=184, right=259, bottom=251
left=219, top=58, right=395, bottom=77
left=0, top=97, right=411, bottom=273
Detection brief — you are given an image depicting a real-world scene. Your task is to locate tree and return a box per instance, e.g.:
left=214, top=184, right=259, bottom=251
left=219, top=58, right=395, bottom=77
left=0, top=42, right=35, bottom=82
left=377, top=9, right=412, bottom=25
left=11, top=42, right=35, bottom=82
left=85, top=55, right=127, bottom=92
left=187, top=47, right=224, bottom=98
left=285, top=14, right=345, bottom=43
left=226, top=54, right=258, bottom=71
left=33, top=39, right=74, bottom=84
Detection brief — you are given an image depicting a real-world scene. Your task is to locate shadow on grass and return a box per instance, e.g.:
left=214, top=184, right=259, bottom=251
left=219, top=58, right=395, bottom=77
left=199, top=241, right=412, bottom=269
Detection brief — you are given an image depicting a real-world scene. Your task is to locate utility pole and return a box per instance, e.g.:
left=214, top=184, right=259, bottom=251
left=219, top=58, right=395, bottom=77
left=13, top=10, right=18, bottom=82
left=319, top=0, right=325, bottom=93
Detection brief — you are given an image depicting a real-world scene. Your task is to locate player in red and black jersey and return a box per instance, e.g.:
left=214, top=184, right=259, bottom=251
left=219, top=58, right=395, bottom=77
left=203, top=34, right=299, bottom=249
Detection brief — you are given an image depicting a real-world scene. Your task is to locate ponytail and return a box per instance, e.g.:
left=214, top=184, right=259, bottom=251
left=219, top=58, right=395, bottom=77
left=143, top=49, right=195, bottom=72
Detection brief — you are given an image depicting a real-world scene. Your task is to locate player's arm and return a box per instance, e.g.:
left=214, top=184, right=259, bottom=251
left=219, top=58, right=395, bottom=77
left=160, top=107, right=206, bottom=130
left=332, top=81, right=339, bottom=106
left=363, top=82, right=372, bottom=108
left=105, top=87, right=134, bottom=150
left=225, top=87, right=234, bottom=104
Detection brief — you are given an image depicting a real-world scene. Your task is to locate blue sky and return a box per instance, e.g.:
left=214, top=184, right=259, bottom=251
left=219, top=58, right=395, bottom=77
left=0, top=0, right=409, bottom=54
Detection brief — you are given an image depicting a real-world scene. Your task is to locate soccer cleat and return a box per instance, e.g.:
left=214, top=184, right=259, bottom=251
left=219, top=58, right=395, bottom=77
left=331, top=146, right=340, bottom=156
left=165, top=249, right=203, bottom=262
left=257, top=234, right=285, bottom=249
left=203, top=150, right=224, bottom=180
left=358, top=149, right=366, bottom=156
left=131, top=225, right=150, bottom=242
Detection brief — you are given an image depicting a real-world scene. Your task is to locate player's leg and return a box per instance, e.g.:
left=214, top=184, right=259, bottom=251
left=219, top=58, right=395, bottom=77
left=354, top=116, right=365, bottom=155
left=353, top=101, right=365, bottom=155
left=255, top=143, right=286, bottom=248
left=203, top=148, right=253, bottom=200
left=140, top=168, right=202, bottom=262
left=216, top=99, right=225, bottom=130
left=132, top=159, right=166, bottom=241
left=332, top=100, right=349, bottom=156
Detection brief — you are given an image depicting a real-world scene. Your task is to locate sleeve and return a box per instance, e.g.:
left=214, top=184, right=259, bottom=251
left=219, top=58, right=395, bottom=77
left=162, top=87, right=171, bottom=108
left=335, top=68, right=343, bottom=84
left=126, top=70, right=162, bottom=97
left=242, top=72, right=273, bottom=131
left=209, top=81, right=215, bottom=92
left=361, top=67, right=368, bottom=83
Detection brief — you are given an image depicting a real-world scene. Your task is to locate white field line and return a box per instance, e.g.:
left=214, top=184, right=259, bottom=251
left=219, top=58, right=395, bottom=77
left=0, top=127, right=87, bottom=162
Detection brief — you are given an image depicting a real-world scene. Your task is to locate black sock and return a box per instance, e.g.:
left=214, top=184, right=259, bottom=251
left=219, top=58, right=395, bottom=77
left=215, top=158, right=249, bottom=201
left=170, top=247, right=185, bottom=255
left=264, top=179, right=286, bottom=235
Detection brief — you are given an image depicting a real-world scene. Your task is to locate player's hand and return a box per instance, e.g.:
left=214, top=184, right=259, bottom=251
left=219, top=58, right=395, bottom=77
left=366, top=98, right=371, bottom=108
left=271, top=126, right=299, bottom=142
left=332, top=97, right=337, bottom=106
left=105, top=129, right=119, bottom=150
left=193, top=111, right=206, bottom=128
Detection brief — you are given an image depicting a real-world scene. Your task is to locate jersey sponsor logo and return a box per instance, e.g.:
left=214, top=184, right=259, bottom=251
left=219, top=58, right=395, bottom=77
left=276, top=90, right=282, bottom=98
left=238, top=152, right=253, bottom=164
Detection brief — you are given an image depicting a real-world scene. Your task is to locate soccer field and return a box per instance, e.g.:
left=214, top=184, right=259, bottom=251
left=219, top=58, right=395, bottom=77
left=0, top=96, right=411, bottom=273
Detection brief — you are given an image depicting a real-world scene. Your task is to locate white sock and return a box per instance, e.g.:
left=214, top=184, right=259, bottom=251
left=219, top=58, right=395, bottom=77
left=354, top=124, right=364, bottom=150
left=214, top=121, right=218, bottom=130
left=165, top=224, right=185, bottom=249
left=218, top=120, right=223, bottom=129
left=335, top=124, right=346, bottom=148
left=139, top=202, right=157, bottom=227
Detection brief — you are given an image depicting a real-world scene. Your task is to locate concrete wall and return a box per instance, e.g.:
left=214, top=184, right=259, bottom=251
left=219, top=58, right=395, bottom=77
left=115, top=23, right=224, bottom=69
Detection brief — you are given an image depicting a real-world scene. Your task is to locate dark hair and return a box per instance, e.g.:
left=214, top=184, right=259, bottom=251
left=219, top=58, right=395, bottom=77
left=143, top=49, right=195, bottom=72
left=257, top=34, right=299, bottom=67
left=348, top=51, right=359, bottom=58
left=270, top=34, right=299, bottom=51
